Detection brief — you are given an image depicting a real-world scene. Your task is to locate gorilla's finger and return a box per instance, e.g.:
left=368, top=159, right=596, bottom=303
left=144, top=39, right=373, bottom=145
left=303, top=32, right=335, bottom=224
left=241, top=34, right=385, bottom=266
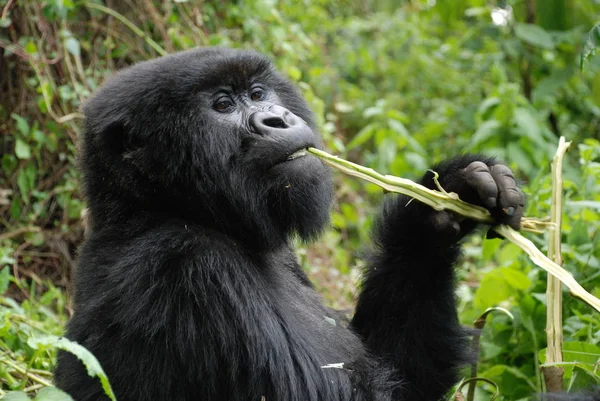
left=462, top=161, right=498, bottom=208
left=490, top=164, right=524, bottom=229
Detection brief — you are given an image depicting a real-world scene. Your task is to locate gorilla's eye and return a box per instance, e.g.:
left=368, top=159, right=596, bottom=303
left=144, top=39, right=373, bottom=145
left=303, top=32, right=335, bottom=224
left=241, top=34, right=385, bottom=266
left=214, top=98, right=234, bottom=112
left=250, top=88, right=265, bottom=102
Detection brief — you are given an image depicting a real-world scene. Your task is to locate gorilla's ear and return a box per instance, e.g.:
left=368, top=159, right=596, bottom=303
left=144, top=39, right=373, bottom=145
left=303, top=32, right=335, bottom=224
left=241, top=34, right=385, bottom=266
left=94, top=120, right=142, bottom=158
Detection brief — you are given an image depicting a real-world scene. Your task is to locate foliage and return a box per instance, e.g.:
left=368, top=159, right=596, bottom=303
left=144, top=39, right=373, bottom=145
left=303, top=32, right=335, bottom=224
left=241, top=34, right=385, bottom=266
left=1, top=0, right=599, bottom=399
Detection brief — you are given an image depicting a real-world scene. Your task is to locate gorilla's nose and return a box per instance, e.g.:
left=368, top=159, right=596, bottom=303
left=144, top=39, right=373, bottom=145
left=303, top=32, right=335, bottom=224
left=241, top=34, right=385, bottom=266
left=249, top=105, right=302, bottom=134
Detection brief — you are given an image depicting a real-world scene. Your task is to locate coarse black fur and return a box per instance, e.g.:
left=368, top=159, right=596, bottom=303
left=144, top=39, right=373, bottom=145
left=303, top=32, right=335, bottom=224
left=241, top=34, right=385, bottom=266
left=55, top=48, right=534, bottom=401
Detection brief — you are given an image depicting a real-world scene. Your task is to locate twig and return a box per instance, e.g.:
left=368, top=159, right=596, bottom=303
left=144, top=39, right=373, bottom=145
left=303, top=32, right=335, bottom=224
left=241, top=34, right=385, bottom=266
left=0, top=226, right=41, bottom=241
left=467, top=307, right=514, bottom=401
left=542, top=136, right=570, bottom=392
left=84, top=2, right=167, bottom=56
left=1, top=358, right=53, bottom=387
left=308, top=147, right=600, bottom=313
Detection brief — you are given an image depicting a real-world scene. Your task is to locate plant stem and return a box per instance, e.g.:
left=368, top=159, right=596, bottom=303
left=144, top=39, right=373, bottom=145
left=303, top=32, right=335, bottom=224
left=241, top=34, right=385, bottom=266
left=542, top=136, right=570, bottom=392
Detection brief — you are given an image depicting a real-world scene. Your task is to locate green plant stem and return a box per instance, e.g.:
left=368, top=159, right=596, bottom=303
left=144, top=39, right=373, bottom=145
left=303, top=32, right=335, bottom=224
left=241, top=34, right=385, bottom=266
left=308, top=147, right=600, bottom=313
left=542, top=136, right=569, bottom=392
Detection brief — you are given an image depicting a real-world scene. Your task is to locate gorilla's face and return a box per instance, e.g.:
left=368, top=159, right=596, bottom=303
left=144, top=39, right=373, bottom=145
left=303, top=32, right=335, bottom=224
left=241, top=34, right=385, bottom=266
left=81, top=48, right=333, bottom=246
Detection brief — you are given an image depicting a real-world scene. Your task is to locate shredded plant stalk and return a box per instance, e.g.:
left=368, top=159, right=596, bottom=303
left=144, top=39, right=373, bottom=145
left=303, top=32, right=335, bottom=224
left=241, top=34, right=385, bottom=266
left=308, top=147, right=600, bottom=313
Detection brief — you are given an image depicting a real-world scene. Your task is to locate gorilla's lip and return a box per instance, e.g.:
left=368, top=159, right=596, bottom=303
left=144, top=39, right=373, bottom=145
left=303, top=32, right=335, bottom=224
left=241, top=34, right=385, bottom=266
left=287, top=149, right=307, bottom=160
left=272, top=146, right=313, bottom=167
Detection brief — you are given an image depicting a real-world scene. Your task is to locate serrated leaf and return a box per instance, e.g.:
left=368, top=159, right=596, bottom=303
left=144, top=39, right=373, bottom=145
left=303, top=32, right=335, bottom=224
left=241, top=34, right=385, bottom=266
left=515, top=23, right=554, bottom=49
left=28, top=336, right=116, bottom=401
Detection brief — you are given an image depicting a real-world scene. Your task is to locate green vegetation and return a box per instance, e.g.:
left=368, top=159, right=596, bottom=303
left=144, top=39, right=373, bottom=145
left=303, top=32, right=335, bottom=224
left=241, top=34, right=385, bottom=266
left=1, top=1, right=599, bottom=400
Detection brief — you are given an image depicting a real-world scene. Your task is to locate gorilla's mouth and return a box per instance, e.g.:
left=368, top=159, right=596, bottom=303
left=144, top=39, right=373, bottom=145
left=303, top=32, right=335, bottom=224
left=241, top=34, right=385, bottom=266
left=287, top=149, right=307, bottom=161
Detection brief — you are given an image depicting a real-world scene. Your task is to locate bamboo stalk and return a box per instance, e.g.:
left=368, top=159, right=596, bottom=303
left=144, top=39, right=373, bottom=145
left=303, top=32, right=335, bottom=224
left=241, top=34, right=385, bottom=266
left=308, top=147, right=600, bottom=313
left=542, top=136, right=570, bottom=392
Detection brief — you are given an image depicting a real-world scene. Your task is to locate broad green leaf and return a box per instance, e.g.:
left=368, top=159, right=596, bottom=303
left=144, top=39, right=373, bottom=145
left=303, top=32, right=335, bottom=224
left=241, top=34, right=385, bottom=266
left=474, top=267, right=529, bottom=310
left=567, top=366, right=600, bottom=392
left=64, top=37, right=81, bottom=58
left=562, top=342, right=600, bottom=365
left=34, top=387, right=75, bottom=401
left=0, top=17, right=12, bottom=28
left=15, top=139, right=31, bottom=160
left=24, top=41, right=38, bottom=54
left=480, top=364, right=537, bottom=391
left=11, top=114, right=30, bottom=135
left=470, top=120, right=501, bottom=148
left=346, top=123, right=376, bottom=150
left=3, top=392, right=30, bottom=401
left=514, top=23, right=554, bottom=49
left=28, top=336, right=117, bottom=401
left=540, top=342, right=600, bottom=365
left=568, top=221, right=589, bottom=246
left=532, top=68, right=574, bottom=103
left=513, top=108, right=542, bottom=144
left=581, top=23, right=600, bottom=70
left=0, top=266, right=10, bottom=295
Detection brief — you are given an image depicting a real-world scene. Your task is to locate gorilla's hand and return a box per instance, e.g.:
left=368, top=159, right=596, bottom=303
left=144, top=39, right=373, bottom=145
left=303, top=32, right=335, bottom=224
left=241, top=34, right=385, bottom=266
left=421, top=155, right=525, bottom=240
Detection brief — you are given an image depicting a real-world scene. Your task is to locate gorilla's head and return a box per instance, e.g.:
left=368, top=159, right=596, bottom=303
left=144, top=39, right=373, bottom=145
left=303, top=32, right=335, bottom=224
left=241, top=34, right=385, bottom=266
left=81, top=48, right=333, bottom=247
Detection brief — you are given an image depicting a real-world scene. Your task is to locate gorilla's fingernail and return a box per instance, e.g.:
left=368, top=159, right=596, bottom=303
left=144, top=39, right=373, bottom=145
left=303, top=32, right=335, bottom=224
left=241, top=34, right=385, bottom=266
left=504, top=206, right=515, bottom=216
left=485, top=197, right=497, bottom=208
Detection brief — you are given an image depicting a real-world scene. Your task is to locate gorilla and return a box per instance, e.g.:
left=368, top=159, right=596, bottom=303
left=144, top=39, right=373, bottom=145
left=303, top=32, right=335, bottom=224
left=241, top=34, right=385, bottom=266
left=54, top=47, right=530, bottom=401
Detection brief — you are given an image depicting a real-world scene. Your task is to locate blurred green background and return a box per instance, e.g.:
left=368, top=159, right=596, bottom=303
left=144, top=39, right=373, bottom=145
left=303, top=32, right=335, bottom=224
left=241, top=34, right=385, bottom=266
left=1, top=0, right=600, bottom=400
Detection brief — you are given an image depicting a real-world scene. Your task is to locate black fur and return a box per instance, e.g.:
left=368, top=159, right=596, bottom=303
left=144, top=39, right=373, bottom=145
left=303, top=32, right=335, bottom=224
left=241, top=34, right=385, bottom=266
left=55, top=48, right=534, bottom=401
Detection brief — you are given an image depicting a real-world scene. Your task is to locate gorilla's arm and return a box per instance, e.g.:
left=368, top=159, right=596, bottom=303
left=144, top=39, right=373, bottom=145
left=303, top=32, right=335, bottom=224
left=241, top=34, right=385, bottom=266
left=351, top=155, right=523, bottom=401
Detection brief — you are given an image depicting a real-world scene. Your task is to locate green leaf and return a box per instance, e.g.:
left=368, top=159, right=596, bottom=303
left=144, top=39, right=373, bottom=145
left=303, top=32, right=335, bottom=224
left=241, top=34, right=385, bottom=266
left=540, top=342, right=600, bottom=365
left=581, top=23, right=600, bottom=71
left=12, top=114, right=30, bottom=135
left=568, top=221, right=589, bottom=246
left=532, top=68, right=574, bottom=103
left=568, top=366, right=600, bottom=392
left=3, top=392, right=31, bottom=401
left=28, top=336, right=117, bottom=401
left=15, top=139, right=32, bottom=160
left=24, top=41, right=38, bottom=54
left=514, top=23, right=554, bottom=49
left=64, top=37, right=81, bottom=58
left=470, top=120, right=501, bottom=148
left=0, top=266, right=10, bottom=295
left=513, top=108, right=543, bottom=144
left=33, top=387, right=75, bottom=401
left=0, top=17, right=12, bottom=28
left=562, top=342, right=600, bottom=365
left=346, top=123, right=376, bottom=150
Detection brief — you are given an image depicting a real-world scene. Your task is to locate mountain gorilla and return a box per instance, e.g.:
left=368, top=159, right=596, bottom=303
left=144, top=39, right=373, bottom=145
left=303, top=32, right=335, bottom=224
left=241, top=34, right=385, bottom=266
left=55, top=48, right=527, bottom=401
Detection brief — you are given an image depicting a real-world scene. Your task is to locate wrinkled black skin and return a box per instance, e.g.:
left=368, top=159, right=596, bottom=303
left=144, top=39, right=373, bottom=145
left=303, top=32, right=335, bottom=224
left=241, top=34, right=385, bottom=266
left=54, top=48, right=529, bottom=401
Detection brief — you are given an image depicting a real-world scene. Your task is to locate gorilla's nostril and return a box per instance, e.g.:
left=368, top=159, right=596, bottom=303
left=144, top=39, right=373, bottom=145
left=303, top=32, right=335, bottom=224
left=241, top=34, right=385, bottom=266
left=263, top=117, right=287, bottom=129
